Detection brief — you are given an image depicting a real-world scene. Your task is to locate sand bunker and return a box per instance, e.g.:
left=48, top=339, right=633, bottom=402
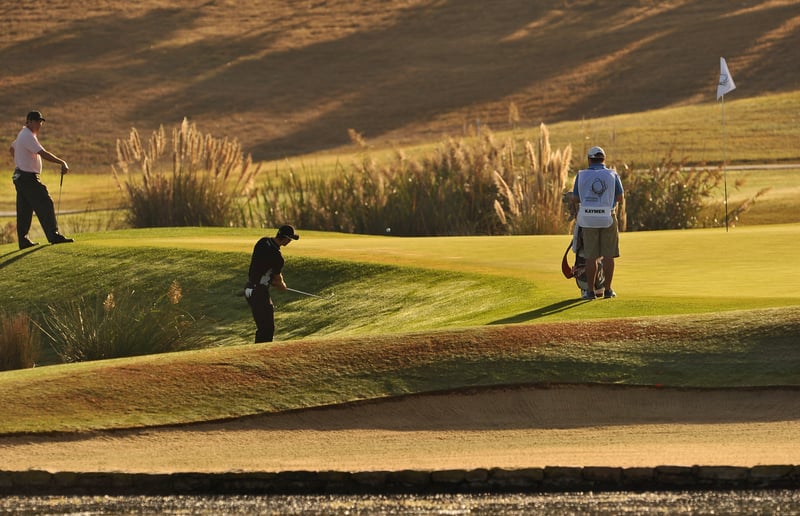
left=1, top=384, right=798, bottom=473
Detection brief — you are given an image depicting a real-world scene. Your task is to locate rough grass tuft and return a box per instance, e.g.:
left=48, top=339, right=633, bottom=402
left=35, top=281, right=198, bottom=363
left=0, top=312, right=39, bottom=371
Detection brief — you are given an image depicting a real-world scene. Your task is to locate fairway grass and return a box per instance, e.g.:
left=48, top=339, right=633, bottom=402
left=0, top=224, right=799, bottom=433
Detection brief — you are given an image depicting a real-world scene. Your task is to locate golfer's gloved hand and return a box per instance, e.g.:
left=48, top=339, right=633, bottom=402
left=244, top=288, right=253, bottom=298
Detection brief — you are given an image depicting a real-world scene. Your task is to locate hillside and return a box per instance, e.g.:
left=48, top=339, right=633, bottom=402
left=2, top=0, right=799, bottom=167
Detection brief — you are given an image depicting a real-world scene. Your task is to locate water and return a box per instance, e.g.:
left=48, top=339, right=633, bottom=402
left=2, top=490, right=799, bottom=515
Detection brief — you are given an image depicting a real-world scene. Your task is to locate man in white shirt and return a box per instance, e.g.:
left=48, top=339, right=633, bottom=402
left=9, top=111, right=74, bottom=249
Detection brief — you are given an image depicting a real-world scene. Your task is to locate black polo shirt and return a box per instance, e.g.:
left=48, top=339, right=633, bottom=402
left=248, top=237, right=284, bottom=286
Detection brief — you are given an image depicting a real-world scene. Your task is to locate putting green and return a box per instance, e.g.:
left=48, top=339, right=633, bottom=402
left=85, top=223, right=800, bottom=302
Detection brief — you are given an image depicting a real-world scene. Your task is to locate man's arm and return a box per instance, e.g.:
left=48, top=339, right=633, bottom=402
left=38, top=149, right=69, bottom=173
left=570, top=174, right=581, bottom=209
left=270, top=272, right=288, bottom=291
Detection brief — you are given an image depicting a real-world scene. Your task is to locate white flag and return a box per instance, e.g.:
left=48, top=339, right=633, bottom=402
left=717, top=57, right=736, bottom=100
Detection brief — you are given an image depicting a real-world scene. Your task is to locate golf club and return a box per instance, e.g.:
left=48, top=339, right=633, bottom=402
left=56, top=171, right=64, bottom=216
left=286, top=287, right=333, bottom=299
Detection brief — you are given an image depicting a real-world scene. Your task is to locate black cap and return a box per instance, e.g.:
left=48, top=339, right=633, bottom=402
left=26, top=111, right=46, bottom=122
left=277, top=224, right=299, bottom=240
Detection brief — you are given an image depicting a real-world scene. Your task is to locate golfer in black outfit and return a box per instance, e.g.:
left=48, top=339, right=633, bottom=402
left=245, top=225, right=299, bottom=343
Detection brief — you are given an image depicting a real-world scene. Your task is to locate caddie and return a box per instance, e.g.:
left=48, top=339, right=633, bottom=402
left=570, top=146, right=624, bottom=300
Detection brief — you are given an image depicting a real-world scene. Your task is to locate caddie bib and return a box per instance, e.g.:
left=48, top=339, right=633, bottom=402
left=577, top=205, right=614, bottom=228
left=575, top=166, right=617, bottom=228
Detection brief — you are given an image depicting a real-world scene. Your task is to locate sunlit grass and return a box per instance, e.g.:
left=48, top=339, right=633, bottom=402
left=1, top=305, right=797, bottom=433
left=264, top=91, right=800, bottom=176
left=1, top=224, right=798, bottom=433
left=512, top=91, right=800, bottom=166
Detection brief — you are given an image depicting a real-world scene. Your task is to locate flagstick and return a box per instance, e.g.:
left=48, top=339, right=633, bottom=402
left=717, top=56, right=735, bottom=233
left=721, top=94, right=729, bottom=232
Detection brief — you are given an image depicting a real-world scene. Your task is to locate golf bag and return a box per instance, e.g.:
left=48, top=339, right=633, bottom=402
left=561, top=226, right=605, bottom=297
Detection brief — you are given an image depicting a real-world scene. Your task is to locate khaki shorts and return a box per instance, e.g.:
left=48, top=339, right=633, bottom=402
left=581, top=217, right=620, bottom=260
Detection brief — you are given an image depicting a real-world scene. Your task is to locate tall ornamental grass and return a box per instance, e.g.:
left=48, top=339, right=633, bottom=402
left=493, top=123, right=572, bottom=234
left=618, top=157, right=770, bottom=230
left=35, top=281, right=197, bottom=363
left=255, top=124, right=573, bottom=236
left=112, top=118, right=261, bottom=228
left=256, top=137, right=504, bottom=236
left=0, top=311, right=39, bottom=370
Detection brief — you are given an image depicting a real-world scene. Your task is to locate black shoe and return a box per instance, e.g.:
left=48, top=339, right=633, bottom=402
left=19, top=239, right=40, bottom=250
left=50, top=234, right=74, bottom=244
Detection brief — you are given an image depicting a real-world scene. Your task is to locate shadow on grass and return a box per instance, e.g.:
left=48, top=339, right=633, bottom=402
left=490, top=298, right=587, bottom=324
left=0, top=245, right=46, bottom=270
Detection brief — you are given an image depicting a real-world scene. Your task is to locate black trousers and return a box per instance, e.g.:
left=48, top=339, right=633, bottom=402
left=13, top=171, right=60, bottom=243
left=247, top=286, right=275, bottom=343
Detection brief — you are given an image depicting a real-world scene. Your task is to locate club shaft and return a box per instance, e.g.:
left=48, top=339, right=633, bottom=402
left=57, top=177, right=63, bottom=215
left=286, top=287, right=323, bottom=298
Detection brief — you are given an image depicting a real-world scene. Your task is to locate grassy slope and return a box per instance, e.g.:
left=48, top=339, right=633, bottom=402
left=543, top=91, right=800, bottom=165
left=1, top=225, right=799, bottom=433
left=1, top=307, right=798, bottom=434
left=2, top=1, right=800, bottom=167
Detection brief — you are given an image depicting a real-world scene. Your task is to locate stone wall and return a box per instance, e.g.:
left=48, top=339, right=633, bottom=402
left=1, top=465, right=798, bottom=495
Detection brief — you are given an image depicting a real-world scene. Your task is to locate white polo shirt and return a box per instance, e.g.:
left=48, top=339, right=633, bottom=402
left=11, top=127, right=44, bottom=174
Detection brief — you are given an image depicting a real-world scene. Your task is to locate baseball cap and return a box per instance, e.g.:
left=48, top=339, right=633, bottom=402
left=587, top=146, right=605, bottom=159
left=277, top=224, right=299, bottom=240
left=26, top=111, right=46, bottom=122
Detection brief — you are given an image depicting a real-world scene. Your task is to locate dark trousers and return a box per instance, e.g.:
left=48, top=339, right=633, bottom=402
left=247, top=286, right=275, bottom=343
left=13, top=172, right=60, bottom=243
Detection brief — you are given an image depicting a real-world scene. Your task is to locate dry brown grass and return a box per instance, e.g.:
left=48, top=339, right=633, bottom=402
left=2, top=1, right=800, bottom=169
left=494, top=123, right=572, bottom=234
left=0, top=312, right=38, bottom=371
left=112, top=118, right=261, bottom=227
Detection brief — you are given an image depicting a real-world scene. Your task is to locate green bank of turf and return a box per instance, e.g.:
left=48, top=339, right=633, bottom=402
left=0, top=306, right=798, bottom=434
left=1, top=230, right=537, bottom=350
left=3, top=224, right=798, bottom=342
